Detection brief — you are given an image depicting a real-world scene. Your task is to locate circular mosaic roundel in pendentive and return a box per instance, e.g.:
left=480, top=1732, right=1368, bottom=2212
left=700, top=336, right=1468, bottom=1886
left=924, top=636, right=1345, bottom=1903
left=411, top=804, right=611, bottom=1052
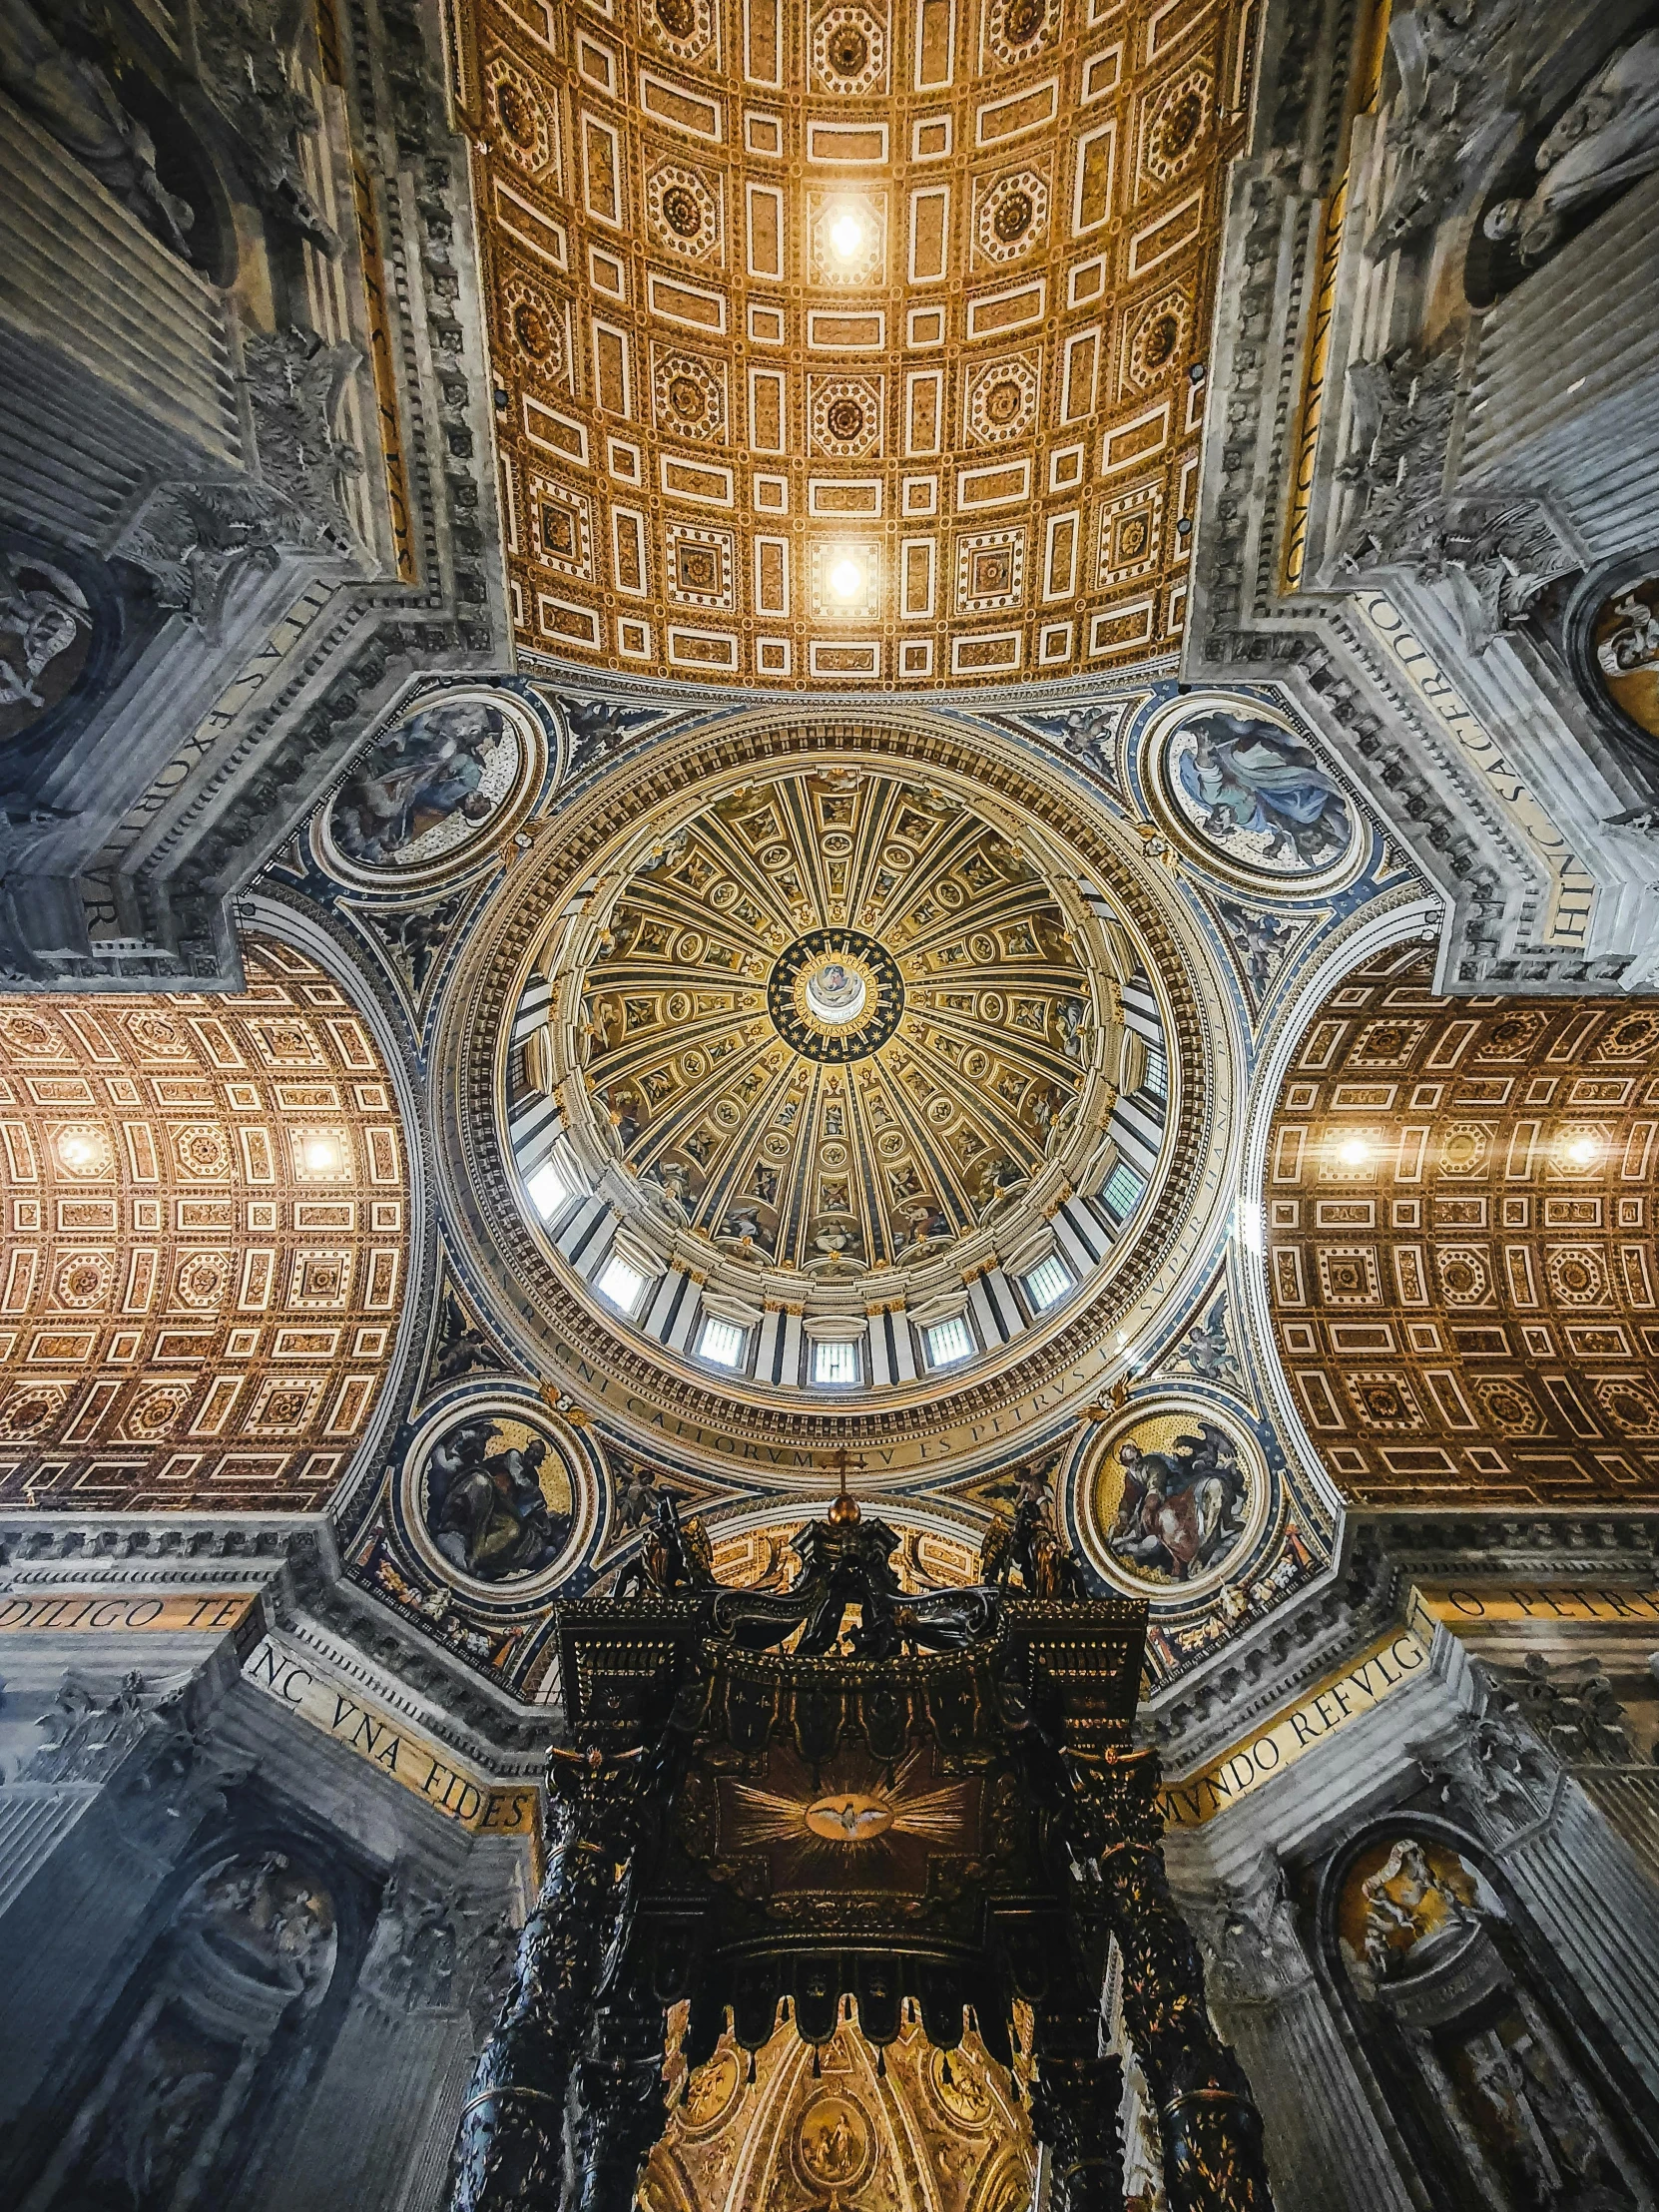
left=401, top=1399, right=595, bottom=1601
left=1152, top=694, right=1364, bottom=888
left=767, top=928, right=905, bottom=1063
left=316, top=688, right=543, bottom=888
left=1078, top=1402, right=1267, bottom=1594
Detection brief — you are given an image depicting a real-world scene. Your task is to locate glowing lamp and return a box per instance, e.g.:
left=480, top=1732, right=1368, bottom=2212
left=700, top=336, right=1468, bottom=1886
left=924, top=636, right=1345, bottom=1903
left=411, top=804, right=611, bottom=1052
left=829, top=210, right=865, bottom=262
left=60, top=1135, right=95, bottom=1170
left=828, top=556, right=863, bottom=602
left=1565, top=1135, right=1598, bottom=1166
left=302, top=1135, right=339, bottom=1173
left=1336, top=1136, right=1371, bottom=1167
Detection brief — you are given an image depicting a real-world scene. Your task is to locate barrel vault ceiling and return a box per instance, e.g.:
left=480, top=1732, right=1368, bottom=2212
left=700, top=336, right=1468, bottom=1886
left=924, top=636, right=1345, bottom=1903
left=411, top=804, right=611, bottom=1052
left=458, top=0, right=1254, bottom=688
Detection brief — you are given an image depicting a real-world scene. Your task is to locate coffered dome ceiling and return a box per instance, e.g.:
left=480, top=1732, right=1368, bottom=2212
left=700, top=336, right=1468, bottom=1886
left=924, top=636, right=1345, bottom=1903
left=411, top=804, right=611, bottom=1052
left=578, top=768, right=1104, bottom=1273
left=433, top=711, right=1240, bottom=1476
left=457, top=0, right=1253, bottom=687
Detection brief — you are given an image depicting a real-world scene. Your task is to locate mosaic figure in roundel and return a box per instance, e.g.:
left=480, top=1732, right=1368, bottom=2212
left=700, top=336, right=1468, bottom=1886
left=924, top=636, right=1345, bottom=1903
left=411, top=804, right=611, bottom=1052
left=1087, top=1408, right=1257, bottom=1589
left=1588, top=574, right=1659, bottom=737
left=327, top=697, right=519, bottom=870
left=418, top=1410, right=574, bottom=1583
left=1166, top=706, right=1355, bottom=876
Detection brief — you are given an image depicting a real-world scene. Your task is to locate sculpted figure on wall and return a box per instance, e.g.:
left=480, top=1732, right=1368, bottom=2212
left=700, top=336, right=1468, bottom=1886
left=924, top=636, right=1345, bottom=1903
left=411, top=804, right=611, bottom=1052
left=1483, top=31, right=1659, bottom=265
left=0, top=549, right=93, bottom=733
left=0, top=0, right=194, bottom=253
left=1329, top=1830, right=1653, bottom=2209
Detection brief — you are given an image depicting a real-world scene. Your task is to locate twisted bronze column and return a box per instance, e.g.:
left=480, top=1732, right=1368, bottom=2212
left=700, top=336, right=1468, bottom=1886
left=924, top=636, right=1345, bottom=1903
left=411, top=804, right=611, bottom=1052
left=447, top=1748, right=653, bottom=2212
left=1058, top=1747, right=1277, bottom=2212
left=1030, top=2051, right=1127, bottom=2212
left=571, top=1952, right=670, bottom=2212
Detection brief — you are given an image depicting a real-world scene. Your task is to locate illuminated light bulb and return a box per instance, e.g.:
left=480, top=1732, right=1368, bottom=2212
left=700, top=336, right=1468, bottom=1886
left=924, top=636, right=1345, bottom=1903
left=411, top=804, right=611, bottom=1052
left=60, top=1135, right=95, bottom=1170
left=829, top=210, right=865, bottom=262
left=302, top=1135, right=339, bottom=1173
left=1336, top=1136, right=1371, bottom=1166
left=1565, top=1134, right=1598, bottom=1166
left=828, top=555, right=863, bottom=602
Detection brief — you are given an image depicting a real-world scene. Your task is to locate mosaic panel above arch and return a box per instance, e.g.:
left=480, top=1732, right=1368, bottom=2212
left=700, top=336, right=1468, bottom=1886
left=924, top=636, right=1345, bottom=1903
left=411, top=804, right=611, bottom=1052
left=1263, top=951, right=1659, bottom=1509
left=0, top=938, right=412, bottom=1511
left=458, top=0, right=1255, bottom=687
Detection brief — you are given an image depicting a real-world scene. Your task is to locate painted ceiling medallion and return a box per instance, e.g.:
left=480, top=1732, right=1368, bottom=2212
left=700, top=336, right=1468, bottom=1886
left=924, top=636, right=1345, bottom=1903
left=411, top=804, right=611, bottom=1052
left=768, top=928, right=904, bottom=1062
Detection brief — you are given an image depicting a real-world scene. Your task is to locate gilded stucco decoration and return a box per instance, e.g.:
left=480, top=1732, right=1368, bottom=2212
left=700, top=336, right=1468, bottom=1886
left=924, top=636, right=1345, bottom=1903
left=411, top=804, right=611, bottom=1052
left=575, top=766, right=1110, bottom=1273
left=645, top=2011, right=1033, bottom=2212
left=0, top=938, right=411, bottom=1510
left=455, top=0, right=1256, bottom=685
left=1265, top=950, right=1659, bottom=1507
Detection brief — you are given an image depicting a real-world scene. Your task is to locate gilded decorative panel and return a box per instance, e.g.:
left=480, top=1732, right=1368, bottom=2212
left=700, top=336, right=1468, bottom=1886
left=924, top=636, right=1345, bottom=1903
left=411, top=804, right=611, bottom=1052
left=1264, top=951, right=1659, bottom=1507
left=0, top=938, right=411, bottom=1510
left=459, top=0, right=1255, bottom=685
left=645, top=2013, right=1034, bottom=2212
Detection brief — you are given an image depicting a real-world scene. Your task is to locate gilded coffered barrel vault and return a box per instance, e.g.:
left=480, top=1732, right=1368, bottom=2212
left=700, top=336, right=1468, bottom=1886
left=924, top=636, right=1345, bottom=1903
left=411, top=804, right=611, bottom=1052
left=456, top=0, right=1254, bottom=686
left=0, top=938, right=412, bottom=1510
left=1265, top=949, right=1659, bottom=1509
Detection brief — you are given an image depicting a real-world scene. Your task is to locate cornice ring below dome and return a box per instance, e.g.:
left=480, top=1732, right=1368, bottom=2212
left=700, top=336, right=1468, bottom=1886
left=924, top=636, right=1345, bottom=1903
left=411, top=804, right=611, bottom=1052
left=428, top=707, right=1243, bottom=1479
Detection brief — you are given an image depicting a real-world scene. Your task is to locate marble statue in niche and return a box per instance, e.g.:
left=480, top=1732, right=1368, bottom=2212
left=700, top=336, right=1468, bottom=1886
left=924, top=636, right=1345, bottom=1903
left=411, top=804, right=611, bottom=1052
left=1167, top=709, right=1355, bottom=874
left=1333, top=1834, right=1650, bottom=2210
left=1091, top=1412, right=1254, bottom=1587
left=328, top=699, right=517, bottom=868
left=420, top=1412, right=574, bottom=1584
left=30, top=1852, right=338, bottom=2209
left=1482, top=30, right=1659, bottom=267
left=0, top=0, right=195, bottom=254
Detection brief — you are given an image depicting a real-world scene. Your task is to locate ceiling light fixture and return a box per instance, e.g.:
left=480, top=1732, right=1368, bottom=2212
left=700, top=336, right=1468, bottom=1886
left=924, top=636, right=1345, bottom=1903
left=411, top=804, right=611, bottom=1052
left=828, top=209, right=865, bottom=262
left=1336, top=1135, right=1371, bottom=1166
left=828, top=554, right=863, bottom=602
left=302, top=1135, right=339, bottom=1173
left=1565, top=1134, right=1598, bottom=1165
left=59, top=1135, right=96, bottom=1170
